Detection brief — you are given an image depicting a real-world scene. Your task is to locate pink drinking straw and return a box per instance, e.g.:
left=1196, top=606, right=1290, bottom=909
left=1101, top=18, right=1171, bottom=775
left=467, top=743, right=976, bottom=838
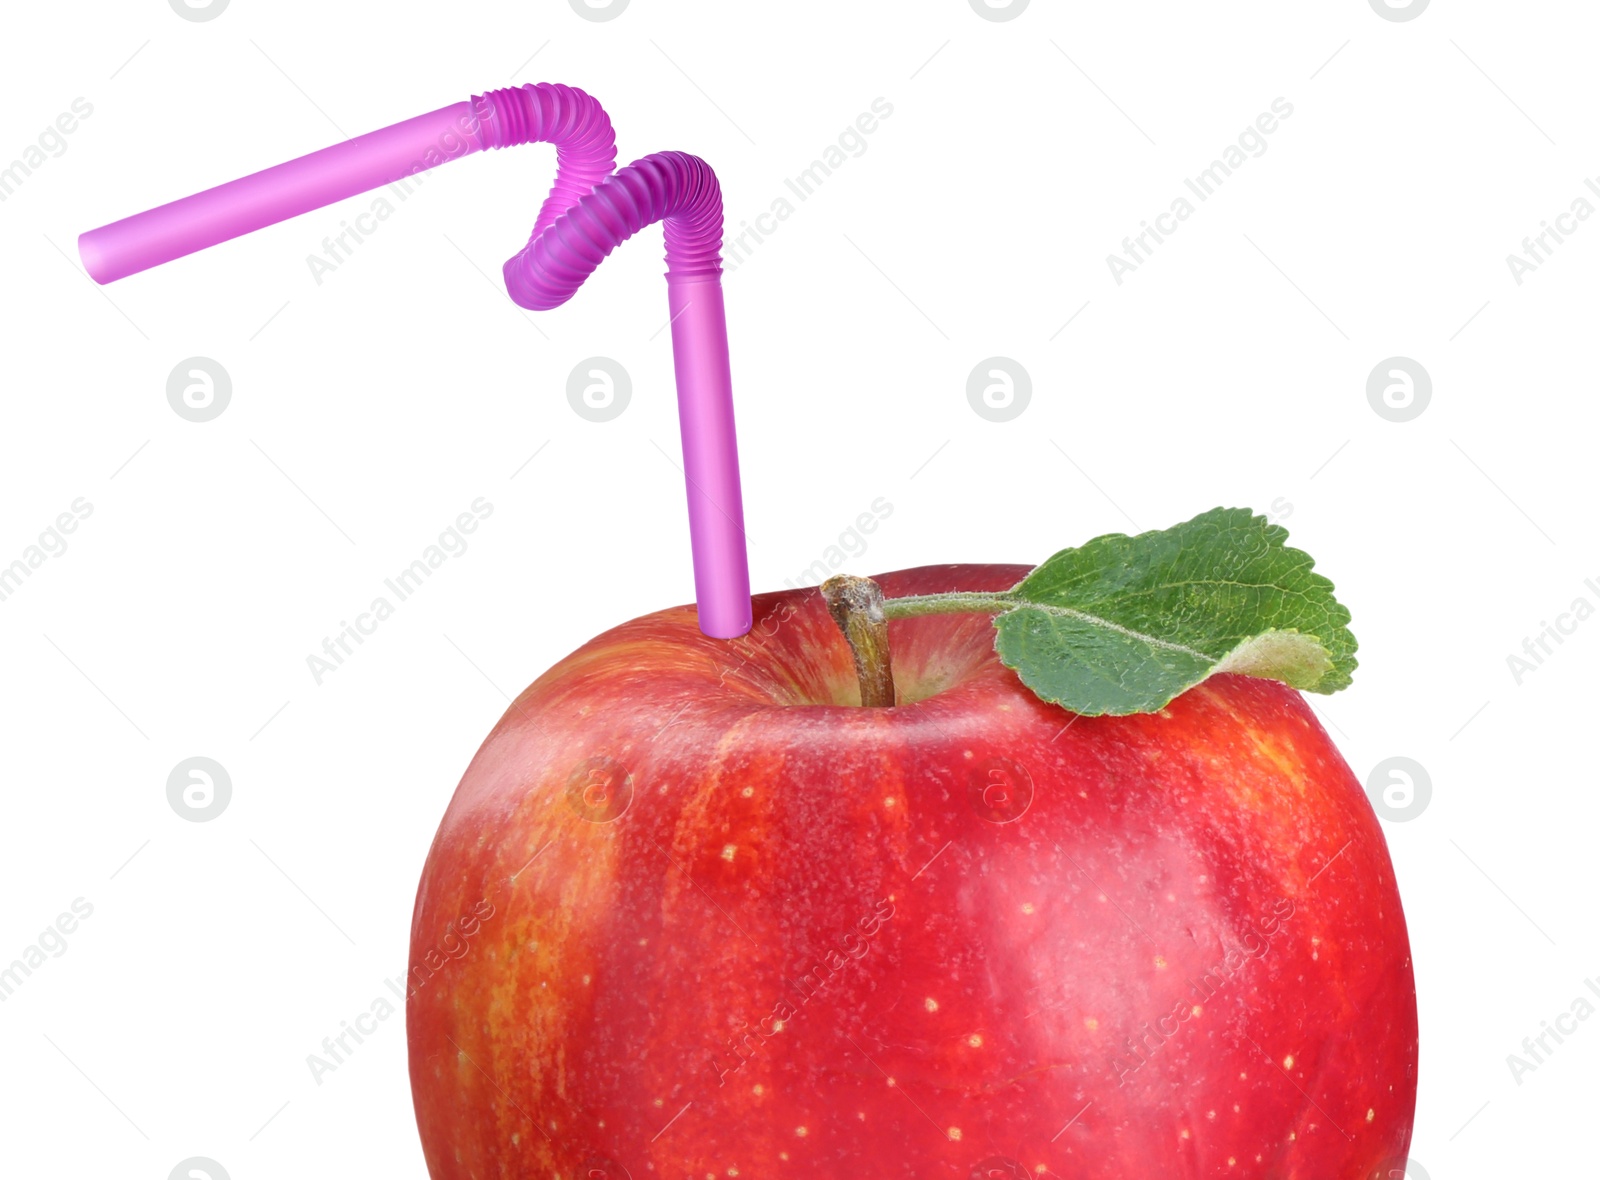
left=79, top=83, right=752, bottom=639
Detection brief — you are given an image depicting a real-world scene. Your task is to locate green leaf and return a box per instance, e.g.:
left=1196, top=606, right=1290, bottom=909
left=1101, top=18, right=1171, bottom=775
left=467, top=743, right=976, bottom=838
left=991, top=507, right=1357, bottom=716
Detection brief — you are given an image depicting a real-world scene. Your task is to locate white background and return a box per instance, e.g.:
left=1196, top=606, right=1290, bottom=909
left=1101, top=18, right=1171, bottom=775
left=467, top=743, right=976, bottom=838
left=0, top=0, right=1593, bottom=1176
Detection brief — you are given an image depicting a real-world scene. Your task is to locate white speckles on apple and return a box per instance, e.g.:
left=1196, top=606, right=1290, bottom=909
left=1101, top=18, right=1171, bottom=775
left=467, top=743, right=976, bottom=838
left=740, top=786, right=754, bottom=797
left=752, top=1084, right=764, bottom=1096
left=721, top=843, right=738, bottom=861
left=924, top=997, right=940, bottom=1012
left=1282, top=1055, right=1295, bottom=1070
left=1154, top=955, right=1168, bottom=969
left=947, top=1126, right=963, bottom=1140
left=967, top=1033, right=984, bottom=1047
left=1367, top=1108, right=1375, bottom=1122
left=1021, top=902, right=1036, bottom=915
left=1084, top=1018, right=1099, bottom=1031
left=794, top=1126, right=808, bottom=1138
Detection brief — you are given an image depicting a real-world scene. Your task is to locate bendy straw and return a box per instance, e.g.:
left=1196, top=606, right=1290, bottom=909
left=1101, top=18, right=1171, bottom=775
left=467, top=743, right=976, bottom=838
left=80, top=83, right=752, bottom=639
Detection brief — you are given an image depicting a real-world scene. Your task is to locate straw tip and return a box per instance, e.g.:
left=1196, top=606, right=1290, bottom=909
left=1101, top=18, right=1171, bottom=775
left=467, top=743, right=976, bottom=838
left=696, top=596, right=752, bottom=640
left=77, top=231, right=113, bottom=285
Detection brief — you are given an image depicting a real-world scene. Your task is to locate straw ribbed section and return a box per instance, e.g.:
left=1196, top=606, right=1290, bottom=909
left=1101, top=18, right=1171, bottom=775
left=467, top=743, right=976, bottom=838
left=504, top=151, right=724, bottom=310
left=469, top=83, right=724, bottom=310
left=469, top=83, right=618, bottom=242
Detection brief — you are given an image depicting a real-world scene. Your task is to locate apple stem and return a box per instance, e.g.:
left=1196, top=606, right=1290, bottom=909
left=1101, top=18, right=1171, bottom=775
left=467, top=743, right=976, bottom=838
left=878, top=591, right=1018, bottom=619
left=821, top=575, right=897, bottom=707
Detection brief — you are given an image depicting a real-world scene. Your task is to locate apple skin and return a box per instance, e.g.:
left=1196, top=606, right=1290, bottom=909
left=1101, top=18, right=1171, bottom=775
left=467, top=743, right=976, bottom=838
left=407, top=564, right=1417, bottom=1179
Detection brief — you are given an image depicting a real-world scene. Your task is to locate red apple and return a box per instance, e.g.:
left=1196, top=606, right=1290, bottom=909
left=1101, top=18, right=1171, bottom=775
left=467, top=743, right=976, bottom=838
left=407, top=563, right=1417, bottom=1178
